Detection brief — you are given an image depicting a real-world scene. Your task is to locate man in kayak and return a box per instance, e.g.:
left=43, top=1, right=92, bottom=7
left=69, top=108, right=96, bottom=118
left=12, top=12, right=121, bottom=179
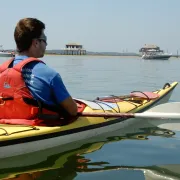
left=0, top=18, right=77, bottom=125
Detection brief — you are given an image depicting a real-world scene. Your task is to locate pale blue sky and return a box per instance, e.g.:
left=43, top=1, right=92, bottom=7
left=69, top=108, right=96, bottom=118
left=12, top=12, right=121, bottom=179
left=0, top=0, right=180, bottom=53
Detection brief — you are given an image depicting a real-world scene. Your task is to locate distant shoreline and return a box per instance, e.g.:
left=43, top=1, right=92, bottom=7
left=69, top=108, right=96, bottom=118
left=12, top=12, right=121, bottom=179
left=45, top=53, right=179, bottom=58
left=45, top=53, right=141, bottom=57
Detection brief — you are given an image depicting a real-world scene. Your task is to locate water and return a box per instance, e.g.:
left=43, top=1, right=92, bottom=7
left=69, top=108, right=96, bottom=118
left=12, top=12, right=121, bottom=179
left=0, top=55, right=180, bottom=180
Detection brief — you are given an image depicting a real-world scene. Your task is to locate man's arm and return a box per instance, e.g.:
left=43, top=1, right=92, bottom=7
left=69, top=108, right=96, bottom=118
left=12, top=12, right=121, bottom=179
left=51, top=74, right=78, bottom=116
left=59, top=96, right=77, bottom=116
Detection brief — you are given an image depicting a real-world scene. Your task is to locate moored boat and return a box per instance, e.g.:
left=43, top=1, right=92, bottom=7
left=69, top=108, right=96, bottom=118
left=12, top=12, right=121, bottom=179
left=0, top=46, right=14, bottom=57
left=0, top=51, right=14, bottom=57
left=141, top=50, right=172, bottom=60
left=0, top=81, right=178, bottom=158
left=139, top=44, right=172, bottom=60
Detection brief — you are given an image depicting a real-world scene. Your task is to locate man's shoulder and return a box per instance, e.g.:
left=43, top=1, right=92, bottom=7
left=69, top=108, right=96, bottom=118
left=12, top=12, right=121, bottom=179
left=24, top=61, right=59, bottom=79
left=32, top=62, right=57, bottom=73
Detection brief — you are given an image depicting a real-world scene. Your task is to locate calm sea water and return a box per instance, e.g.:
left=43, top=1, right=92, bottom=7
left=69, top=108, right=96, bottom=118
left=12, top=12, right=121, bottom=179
left=0, top=55, right=180, bottom=180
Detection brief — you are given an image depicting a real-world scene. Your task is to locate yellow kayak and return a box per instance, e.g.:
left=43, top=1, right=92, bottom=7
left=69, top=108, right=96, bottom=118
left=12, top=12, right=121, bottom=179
left=0, top=81, right=178, bottom=158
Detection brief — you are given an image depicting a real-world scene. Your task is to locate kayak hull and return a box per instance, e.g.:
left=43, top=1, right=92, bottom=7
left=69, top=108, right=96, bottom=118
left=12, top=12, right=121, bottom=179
left=0, top=82, right=178, bottom=158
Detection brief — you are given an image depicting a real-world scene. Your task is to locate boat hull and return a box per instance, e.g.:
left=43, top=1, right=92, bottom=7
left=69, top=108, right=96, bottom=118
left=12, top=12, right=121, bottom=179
left=0, top=82, right=178, bottom=158
left=142, top=54, right=172, bottom=60
left=0, top=52, right=13, bottom=57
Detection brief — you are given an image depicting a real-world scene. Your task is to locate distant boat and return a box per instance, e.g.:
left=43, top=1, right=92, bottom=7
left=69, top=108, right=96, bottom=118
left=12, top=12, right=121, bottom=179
left=139, top=44, right=172, bottom=60
left=0, top=45, right=14, bottom=57
left=142, top=49, right=172, bottom=60
left=0, top=51, right=14, bottom=57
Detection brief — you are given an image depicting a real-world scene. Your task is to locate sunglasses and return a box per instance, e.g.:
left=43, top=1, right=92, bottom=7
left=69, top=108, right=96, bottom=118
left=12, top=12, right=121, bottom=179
left=38, top=38, right=47, bottom=45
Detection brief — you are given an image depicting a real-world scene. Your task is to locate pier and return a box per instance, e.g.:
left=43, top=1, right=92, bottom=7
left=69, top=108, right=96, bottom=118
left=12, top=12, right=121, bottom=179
left=62, top=43, right=86, bottom=55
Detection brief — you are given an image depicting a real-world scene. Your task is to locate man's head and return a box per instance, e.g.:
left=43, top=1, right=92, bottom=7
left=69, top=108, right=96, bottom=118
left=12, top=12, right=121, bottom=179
left=14, top=18, right=47, bottom=58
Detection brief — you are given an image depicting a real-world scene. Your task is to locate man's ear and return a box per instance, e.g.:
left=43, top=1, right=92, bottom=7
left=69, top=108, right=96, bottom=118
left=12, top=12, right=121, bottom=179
left=32, top=39, right=38, bottom=47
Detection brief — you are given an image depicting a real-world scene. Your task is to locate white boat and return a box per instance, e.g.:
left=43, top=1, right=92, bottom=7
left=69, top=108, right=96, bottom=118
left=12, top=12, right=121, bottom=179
left=0, top=51, right=14, bottom=57
left=142, top=49, right=172, bottom=60
left=0, top=45, right=14, bottom=57
left=140, top=44, right=172, bottom=60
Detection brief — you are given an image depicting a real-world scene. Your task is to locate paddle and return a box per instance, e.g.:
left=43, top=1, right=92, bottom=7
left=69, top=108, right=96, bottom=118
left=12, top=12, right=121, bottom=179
left=78, top=102, right=180, bottom=119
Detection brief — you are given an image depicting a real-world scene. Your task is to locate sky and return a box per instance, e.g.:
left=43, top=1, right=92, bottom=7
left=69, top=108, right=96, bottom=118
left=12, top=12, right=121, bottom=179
left=0, top=0, right=180, bottom=54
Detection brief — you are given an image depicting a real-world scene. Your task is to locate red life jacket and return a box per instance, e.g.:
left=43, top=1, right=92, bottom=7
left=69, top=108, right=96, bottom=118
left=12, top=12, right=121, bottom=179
left=0, top=57, right=85, bottom=126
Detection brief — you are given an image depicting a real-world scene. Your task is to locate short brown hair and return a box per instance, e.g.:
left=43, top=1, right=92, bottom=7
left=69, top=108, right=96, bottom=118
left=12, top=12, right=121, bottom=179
left=14, top=18, right=45, bottom=52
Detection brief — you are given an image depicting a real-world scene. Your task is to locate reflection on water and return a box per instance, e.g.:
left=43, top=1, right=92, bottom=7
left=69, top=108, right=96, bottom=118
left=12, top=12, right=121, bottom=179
left=0, top=122, right=179, bottom=180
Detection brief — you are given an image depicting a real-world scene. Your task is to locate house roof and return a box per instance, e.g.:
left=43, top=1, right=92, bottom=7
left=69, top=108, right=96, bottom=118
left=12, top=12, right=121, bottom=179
left=141, top=44, right=159, bottom=49
left=66, top=43, right=82, bottom=46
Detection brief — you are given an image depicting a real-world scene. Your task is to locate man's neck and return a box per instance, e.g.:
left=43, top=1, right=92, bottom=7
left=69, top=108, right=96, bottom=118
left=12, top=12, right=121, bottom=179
left=18, top=51, right=33, bottom=57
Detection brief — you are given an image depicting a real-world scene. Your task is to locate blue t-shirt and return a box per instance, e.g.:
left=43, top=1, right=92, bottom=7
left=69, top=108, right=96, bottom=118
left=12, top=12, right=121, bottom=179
left=13, top=55, right=70, bottom=106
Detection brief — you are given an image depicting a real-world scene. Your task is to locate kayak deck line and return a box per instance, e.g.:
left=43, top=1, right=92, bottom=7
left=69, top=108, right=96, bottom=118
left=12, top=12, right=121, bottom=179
left=0, top=125, right=39, bottom=136
left=76, top=90, right=161, bottom=113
